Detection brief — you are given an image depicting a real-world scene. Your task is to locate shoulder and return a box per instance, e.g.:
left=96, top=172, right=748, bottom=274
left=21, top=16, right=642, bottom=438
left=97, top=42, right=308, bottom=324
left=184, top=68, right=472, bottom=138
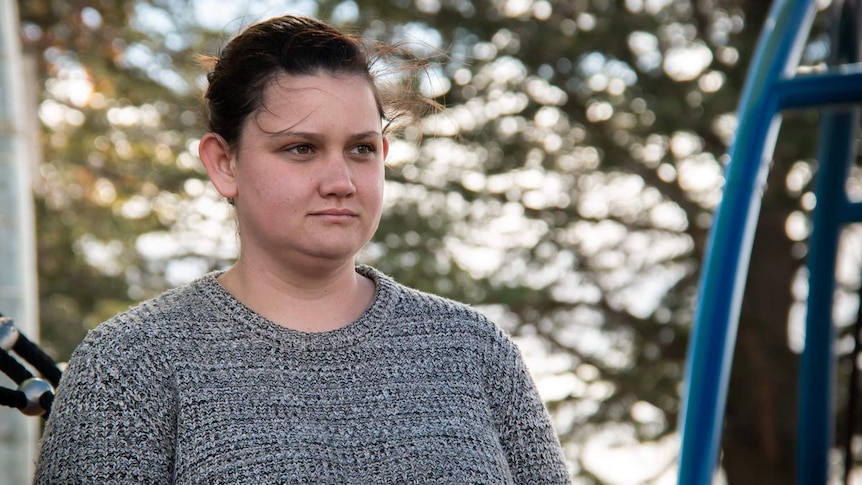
left=361, top=265, right=513, bottom=346
left=74, top=272, right=219, bottom=360
left=52, top=276, right=221, bottom=410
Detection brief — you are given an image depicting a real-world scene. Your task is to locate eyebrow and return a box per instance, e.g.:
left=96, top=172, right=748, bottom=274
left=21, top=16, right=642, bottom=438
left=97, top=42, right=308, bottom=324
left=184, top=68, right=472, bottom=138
left=266, top=130, right=383, bottom=141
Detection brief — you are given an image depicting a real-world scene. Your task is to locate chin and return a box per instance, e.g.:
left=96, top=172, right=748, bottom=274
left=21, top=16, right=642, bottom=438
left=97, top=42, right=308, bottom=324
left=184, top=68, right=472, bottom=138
left=307, top=245, right=364, bottom=262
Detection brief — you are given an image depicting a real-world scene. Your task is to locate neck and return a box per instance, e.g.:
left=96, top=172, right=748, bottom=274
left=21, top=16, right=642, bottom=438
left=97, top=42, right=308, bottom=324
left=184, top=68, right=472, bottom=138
left=217, top=257, right=374, bottom=332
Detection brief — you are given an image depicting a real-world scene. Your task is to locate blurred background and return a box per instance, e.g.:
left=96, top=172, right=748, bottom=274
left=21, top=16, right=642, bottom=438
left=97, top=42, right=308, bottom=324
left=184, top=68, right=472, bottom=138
left=2, top=0, right=862, bottom=483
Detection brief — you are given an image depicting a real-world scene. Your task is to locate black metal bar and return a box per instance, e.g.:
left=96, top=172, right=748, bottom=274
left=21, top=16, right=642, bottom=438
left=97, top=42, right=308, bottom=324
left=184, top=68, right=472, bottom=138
left=13, top=332, right=62, bottom=387
left=0, top=386, right=26, bottom=410
left=0, top=349, right=33, bottom=385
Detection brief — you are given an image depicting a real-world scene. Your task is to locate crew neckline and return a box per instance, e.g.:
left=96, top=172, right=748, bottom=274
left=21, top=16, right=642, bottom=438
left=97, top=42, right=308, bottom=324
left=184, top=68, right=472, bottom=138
left=195, top=265, right=395, bottom=352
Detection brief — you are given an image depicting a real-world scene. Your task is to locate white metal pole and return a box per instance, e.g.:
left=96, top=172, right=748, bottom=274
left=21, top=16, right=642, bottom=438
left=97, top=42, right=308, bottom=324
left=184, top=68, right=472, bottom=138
left=0, top=0, right=41, bottom=482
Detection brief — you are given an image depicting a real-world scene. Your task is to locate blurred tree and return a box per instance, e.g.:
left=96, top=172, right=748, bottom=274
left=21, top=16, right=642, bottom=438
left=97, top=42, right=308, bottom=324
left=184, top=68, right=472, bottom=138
left=16, top=0, right=862, bottom=483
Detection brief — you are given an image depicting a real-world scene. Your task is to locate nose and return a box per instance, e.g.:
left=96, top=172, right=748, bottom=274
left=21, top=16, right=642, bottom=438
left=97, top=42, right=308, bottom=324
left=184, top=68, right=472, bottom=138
left=319, top=156, right=355, bottom=198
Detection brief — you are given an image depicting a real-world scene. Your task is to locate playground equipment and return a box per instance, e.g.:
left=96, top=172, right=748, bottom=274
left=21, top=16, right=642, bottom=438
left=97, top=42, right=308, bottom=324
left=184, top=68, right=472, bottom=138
left=0, top=316, right=62, bottom=417
left=678, top=0, right=862, bottom=483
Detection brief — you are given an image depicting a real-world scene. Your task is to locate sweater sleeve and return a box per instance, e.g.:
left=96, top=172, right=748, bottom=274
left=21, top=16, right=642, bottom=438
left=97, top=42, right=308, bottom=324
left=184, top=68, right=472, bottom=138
left=487, top=335, right=571, bottom=484
left=34, top=322, right=177, bottom=484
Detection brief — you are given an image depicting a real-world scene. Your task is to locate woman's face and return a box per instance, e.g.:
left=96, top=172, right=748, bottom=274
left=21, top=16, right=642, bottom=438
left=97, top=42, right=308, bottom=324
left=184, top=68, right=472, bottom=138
left=221, top=72, right=387, bottom=271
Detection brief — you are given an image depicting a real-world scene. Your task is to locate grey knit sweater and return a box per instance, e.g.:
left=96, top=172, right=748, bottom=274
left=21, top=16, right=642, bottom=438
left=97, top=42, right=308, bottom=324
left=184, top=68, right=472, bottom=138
left=35, top=266, right=570, bottom=484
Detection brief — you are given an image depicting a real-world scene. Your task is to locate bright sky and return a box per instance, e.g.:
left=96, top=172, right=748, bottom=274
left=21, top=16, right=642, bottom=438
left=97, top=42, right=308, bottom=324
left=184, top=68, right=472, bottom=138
left=191, top=0, right=320, bottom=30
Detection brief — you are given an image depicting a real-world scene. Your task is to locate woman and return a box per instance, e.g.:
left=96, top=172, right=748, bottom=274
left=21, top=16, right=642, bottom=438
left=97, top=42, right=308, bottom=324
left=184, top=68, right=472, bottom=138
left=35, top=15, right=570, bottom=484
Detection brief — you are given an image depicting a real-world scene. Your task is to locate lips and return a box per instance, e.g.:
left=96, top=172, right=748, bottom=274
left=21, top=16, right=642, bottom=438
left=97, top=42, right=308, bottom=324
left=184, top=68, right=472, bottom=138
left=310, top=208, right=357, bottom=216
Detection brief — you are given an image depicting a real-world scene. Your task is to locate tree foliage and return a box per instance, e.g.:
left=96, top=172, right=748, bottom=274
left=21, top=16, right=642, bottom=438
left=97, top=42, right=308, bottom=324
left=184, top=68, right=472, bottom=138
left=18, top=0, right=862, bottom=482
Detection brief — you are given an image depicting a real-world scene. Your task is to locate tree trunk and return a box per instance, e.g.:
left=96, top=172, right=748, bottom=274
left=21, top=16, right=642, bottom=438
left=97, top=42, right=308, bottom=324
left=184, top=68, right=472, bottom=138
left=721, top=160, right=800, bottom=484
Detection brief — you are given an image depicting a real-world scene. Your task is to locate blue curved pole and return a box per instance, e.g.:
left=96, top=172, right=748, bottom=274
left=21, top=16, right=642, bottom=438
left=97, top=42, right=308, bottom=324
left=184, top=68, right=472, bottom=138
left=797, top=1, right=860, bottom=479
left=677, top=1, right=817, bottom=483
left=797, top=107, right=856, bottom=484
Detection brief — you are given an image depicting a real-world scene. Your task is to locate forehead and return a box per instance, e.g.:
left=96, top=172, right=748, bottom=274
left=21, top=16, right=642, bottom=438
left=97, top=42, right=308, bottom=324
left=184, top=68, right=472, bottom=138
left=253, top=72, right=380, bottom=127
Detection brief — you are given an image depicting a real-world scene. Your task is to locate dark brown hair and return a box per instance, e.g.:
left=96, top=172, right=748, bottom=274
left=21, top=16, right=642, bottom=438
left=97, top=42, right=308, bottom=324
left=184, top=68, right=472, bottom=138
left=201, top=15, right=432, bottom=146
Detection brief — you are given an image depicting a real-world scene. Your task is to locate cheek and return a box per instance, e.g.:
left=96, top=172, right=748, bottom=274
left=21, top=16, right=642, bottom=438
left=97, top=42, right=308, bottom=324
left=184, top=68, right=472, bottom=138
left=239, top=178, right=299, bottom=223
left=249, top=176, right=282, bottom=207
left=238, top=159, right=296, bottom=208
left=364, top=169, right=385, bottom=206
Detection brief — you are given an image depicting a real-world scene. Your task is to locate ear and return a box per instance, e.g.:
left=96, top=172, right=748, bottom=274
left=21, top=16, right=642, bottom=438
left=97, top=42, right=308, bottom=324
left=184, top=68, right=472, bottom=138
left=382, top=137, right=390, bottom=161
left=199, top=133, right=238, bottom=199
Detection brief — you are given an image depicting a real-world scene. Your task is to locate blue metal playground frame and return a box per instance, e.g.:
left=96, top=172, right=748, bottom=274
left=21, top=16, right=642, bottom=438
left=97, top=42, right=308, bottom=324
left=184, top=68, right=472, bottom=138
left=677, top=0, right=862, bottom=483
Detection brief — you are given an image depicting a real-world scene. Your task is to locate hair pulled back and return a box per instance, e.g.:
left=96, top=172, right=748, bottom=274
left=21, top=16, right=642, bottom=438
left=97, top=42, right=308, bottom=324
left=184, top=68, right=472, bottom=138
left=202, top=15, right=429, bottom=146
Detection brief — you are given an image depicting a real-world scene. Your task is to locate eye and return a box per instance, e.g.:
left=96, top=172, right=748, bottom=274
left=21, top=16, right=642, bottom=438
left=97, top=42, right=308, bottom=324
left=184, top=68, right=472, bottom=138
left=286, top=144, right=314, bottom=155
left=351, top=144, right=376, bottom=155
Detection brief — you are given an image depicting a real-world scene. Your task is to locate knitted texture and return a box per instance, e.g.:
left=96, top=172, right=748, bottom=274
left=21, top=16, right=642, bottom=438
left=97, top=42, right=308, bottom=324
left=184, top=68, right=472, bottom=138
left=35, top=266, right=570, bottom=484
